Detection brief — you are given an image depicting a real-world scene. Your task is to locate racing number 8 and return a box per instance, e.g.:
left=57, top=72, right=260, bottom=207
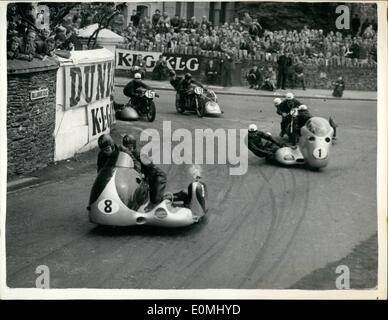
left=98, top=199, right=119, bottom=215
left=104, top=200, right=112, bottom=213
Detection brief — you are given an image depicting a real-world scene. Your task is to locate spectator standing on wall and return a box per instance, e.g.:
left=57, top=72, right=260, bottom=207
left=205, top=58, right=220, bottom=85
left=152, top=9, right=161, bottom=27
left=293, top=56, right=306, bottom=90
left=160, top=12, right=171, bottom=27
left=241, top=12, right=253, bottom=30
left=130, top=10, right=140, bottom=27
left=249, top=18, right=262, bottom=40
left=346, top=38, right=360, bottom=61
left=201, top=16, right=211, bottom=30
left=111, top=6, right=125, bottom=35
left=360, top=18, right=369, bottom=36
left=350, top=14, right=361, bottom=36
left=358, top=39, right=369, bottom=66
left=231, top=17, right=241, bottom=30
left=221, top=54, right=234, bottom=87
left=171, top=14, right=181, bottom=32
left=277, top=51, right=292, bottom=90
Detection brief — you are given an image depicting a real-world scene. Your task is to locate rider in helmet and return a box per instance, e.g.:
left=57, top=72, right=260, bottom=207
left=247, top=124, right=286, bottom=161
left=123, top=72, right=152, bottom=110
left=121, top=134, right=142, bottom=173
left=273, top=97, right=282, bottom=110
left=139, top=153, right=167, bottom=212
left=277, top=92, right=302, bottom=137
left=169, top=70, right=185, bottom=107
left=121, top=133, right=168, bottom=212
left=177, top=72, right=205, bottom=108
left=97, top=134, right=120, bottom=172
left=297, top=104, right=312, bottom=130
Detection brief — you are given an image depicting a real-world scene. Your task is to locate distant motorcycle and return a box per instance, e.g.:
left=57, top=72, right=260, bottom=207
left=116, top=88, right=159, bottom=122
left=176, top=85, right=222, bottom=117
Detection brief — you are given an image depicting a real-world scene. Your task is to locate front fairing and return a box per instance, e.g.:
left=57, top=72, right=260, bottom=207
left=299, top=117, right=334, bottom=168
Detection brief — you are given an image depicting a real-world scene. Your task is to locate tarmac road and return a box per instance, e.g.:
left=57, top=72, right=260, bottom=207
left=6, top=89, right=377, bottom=290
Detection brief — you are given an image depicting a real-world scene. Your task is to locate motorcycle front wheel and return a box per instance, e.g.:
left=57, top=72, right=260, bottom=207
left=146, top=101, right=156, bottom=122
left=195, top=97, right=204, bottom=118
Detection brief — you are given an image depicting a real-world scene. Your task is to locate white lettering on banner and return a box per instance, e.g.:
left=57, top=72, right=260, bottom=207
left=115, top=48, right=200, bottom=73
left=165, top=56, right=200, bottom=72
left=186, top=57, right=200, bottom=71
left=64, top=60, right=115, bottom=109
left=87, top=101, right=115, bottom=141
left=116, top=49, right=162, bottom=71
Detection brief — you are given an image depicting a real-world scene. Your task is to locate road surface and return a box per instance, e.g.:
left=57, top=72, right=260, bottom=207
left=6, top=89, right=377, bottom=289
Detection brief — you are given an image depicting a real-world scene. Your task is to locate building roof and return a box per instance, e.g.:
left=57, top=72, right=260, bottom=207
left=78, top=23, right=125, bottom=42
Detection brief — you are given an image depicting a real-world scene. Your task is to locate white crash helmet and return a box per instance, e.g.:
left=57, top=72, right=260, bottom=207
left=299, top=105, right=308, bottom=110
left=286, top=92, right=294, bottom=100
left=273, top=98, right=282, bottom=106
left=134, top=73, right=142, bottom=79
left=248, top=124, right=258, bottom=132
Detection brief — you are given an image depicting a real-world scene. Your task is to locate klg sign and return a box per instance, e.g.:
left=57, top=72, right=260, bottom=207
left=87, top=101, right=115, bottom=141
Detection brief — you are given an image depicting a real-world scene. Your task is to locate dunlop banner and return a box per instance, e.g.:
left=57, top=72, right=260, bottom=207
left=64, top=60, right=115, bottom=109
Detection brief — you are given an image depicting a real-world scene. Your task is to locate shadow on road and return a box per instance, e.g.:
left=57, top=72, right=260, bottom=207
left=87, top=216, right=209, bottom=238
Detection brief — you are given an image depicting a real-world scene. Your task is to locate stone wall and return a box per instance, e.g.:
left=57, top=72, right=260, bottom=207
left=7, top=59, right=59, bottom=177
left=238, top=60, right=377, bottom=91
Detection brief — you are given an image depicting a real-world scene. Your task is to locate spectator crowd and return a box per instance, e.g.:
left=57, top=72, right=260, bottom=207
left=117, top=9, right=377, bottom=68
left=7, top=4, right=84, bottom=61
left=7, top=3, right=377, bottom=90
